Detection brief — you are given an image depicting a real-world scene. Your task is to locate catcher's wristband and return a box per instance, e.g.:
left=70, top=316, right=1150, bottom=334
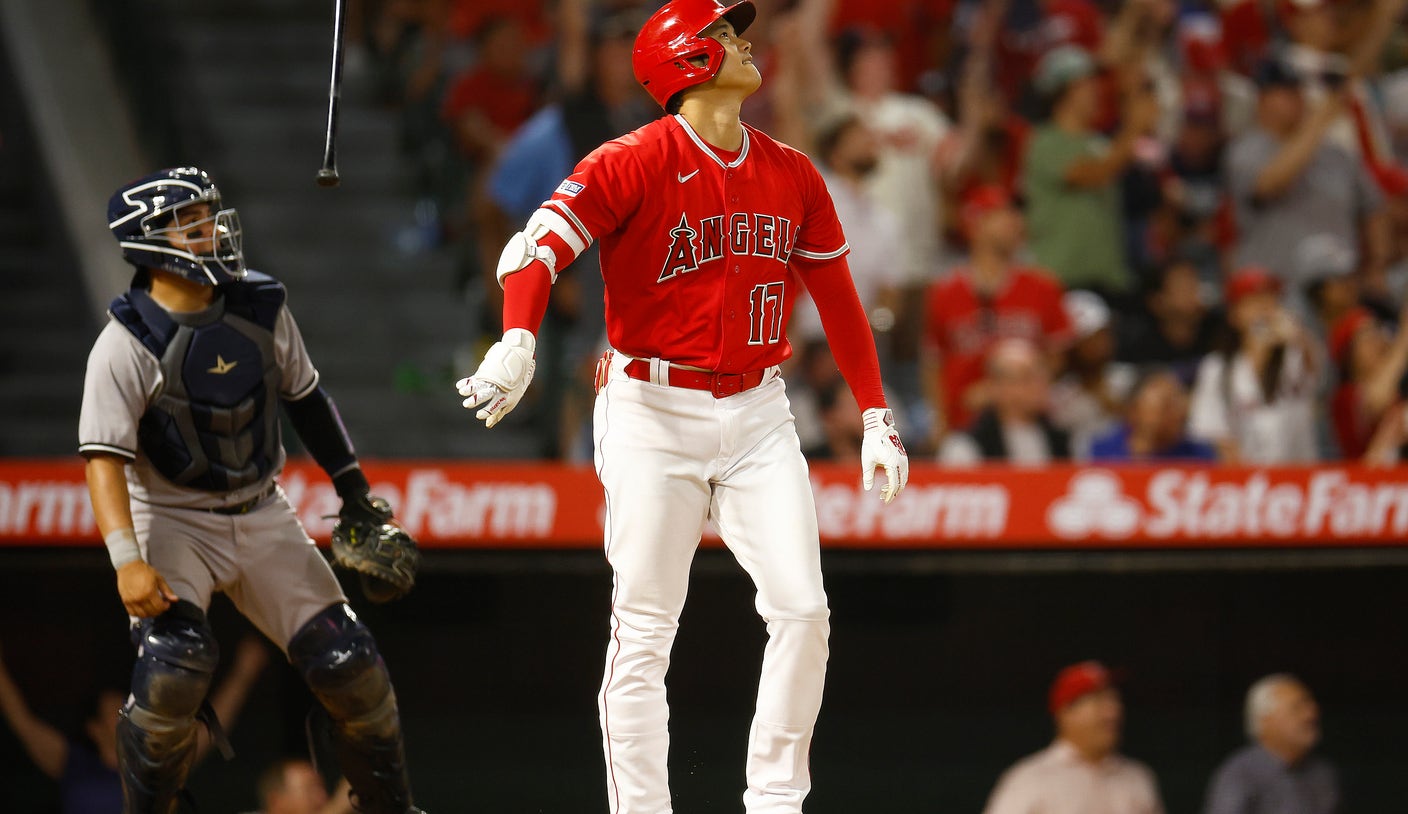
left=332, top=466, right=371, bottom=501
left=104, top=527, right=142, bottom=570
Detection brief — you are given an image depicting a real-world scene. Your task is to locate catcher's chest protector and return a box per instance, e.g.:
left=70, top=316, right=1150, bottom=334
left=111, top=273, right=285, bottom=492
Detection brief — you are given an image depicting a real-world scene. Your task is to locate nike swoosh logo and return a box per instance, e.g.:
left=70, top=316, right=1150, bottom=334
left=677, top=169, right=700, bottom=183
left=207, top=355, right=239, bottom=375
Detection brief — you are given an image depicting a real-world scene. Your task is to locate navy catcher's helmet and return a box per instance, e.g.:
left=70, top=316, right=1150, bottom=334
left=108, top=167, right=246, bottom=285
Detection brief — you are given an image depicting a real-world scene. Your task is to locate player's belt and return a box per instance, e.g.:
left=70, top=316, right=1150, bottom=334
left=622, top=357, right=772, bottom=398
left=208, top=483, right=276, bottom=515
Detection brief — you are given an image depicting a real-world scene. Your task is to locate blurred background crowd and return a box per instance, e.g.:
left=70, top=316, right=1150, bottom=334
left=331, top=0, right=1408, bottom=466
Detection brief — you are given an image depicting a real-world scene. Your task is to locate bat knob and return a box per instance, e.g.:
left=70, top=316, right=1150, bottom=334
left=316, top=168, right=340, bottom=187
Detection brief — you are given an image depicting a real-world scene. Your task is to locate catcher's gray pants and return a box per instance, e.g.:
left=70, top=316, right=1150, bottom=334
left=132, top=485, right=347, bottom=650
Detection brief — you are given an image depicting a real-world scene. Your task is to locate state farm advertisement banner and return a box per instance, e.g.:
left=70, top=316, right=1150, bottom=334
left=2, top=459, right=1407, bottom=549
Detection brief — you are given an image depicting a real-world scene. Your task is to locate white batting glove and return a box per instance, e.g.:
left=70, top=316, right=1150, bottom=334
left=456, top=328, right=536, bottom=428
left=861, top=407, right=909, bottom=504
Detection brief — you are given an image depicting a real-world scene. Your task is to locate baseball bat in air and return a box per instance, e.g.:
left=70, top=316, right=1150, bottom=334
left=316, top=0, right=347, bottom=187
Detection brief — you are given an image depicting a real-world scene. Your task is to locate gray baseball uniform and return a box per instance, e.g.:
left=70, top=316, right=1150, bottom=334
left=99, top=168, right=420, bottom=814
left=79, top=299, right=345, bottom=649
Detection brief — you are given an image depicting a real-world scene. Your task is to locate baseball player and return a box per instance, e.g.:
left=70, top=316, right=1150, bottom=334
left=80, top=168, right=424, bottom=814
left=456, top=2, right=910, bottom=811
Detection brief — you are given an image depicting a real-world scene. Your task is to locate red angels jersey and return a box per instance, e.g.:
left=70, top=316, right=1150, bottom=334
left=538, top=114, right=850, bottom=373
left=923, top=267, right=1073, bottom=429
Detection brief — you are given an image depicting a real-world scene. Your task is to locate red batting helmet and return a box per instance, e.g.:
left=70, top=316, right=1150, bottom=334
left=632, top=0, right=757, bottom=109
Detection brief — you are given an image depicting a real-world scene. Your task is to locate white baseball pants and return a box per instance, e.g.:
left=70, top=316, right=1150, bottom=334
left=593, top=353, right=830, bottom=814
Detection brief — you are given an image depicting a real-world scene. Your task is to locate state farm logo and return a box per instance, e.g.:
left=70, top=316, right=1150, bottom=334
left=1045, top=468, right=1408, bottom=541
left=812, top=479, right=1008, bottom=539
left=1047, top=471, right=1142, bottom=539
left=283, top=469, right=557, bottom=540
left=0, top=480, right=95, bottom=537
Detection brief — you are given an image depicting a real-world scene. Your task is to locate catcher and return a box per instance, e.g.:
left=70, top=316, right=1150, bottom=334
left=79, top=167, right=424, bottom=814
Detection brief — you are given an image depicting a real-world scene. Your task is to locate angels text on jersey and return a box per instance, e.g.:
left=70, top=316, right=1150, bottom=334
left=657, top=211, right=799, bottom=283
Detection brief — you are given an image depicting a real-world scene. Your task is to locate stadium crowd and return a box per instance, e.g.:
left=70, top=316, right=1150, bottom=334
left=346, top=0, right=1408, bottom=463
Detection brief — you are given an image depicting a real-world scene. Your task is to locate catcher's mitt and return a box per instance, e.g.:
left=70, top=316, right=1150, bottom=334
left=330, top=494, right=421, bottom=603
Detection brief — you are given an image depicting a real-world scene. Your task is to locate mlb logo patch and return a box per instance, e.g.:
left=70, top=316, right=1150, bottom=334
left=556, top=180, right=585, bottom=197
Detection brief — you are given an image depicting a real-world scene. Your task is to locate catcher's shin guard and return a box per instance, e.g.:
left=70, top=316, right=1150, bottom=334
left=290, top=604, right=414, bottom=814
left=118, top=600, right=220, bottom=814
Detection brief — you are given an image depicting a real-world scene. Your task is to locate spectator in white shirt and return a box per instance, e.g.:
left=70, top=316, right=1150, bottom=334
left=834, top=26, right=951, bottom=286
left=983, top=661, right=1165, bottom=814
left=790, top=113, right=904, bottom=343
left=770, top=16, right=950, bottom=286
left=1189, top=267, right=1320, bottom=462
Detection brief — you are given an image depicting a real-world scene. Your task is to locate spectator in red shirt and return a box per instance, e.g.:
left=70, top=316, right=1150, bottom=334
left=1329, top=305, right=1408, bottom=459
left=441, top=15, right=539, bottom=164
left=921, top=185, right=1072, bottom=441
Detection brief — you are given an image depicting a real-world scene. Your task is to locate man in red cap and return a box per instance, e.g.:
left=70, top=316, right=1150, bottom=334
left=921, top=185, right=1072, bottom=443
left=983, top=661, right=1165, bottom=814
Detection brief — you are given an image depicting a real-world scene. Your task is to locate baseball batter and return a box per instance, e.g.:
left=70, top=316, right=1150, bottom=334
left=79, top=168, right=424, bottom=814
left=456, top=2, right=910, bottom=811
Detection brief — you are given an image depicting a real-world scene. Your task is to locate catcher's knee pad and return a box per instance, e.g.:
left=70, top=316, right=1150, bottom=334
left=119, top=600, right=219, bottom=814
left=129, top=600, right=220, bottom=719
left=290, top=604, right=413, bottom=814
left=289, top=604, right=397, bottom=735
